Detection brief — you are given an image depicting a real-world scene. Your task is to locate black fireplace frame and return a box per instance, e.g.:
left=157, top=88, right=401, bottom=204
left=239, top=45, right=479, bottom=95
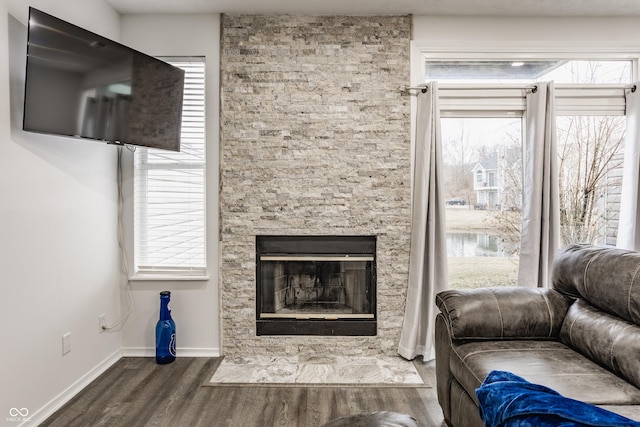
left=256, top=235, right=377, bottom=336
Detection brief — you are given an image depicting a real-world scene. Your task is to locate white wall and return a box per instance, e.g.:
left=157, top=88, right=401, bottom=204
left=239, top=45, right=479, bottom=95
left=412, top=16, right=640, bottom=65
left=413, top=16, right=640, bottom=47
left=1, top=0, right=122, bottom=424
left=119, top=14, right=220, bottom=356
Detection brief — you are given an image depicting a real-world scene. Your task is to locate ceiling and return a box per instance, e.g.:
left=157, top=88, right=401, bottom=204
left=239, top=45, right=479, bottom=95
left=105, top=0, right=640, bottom=16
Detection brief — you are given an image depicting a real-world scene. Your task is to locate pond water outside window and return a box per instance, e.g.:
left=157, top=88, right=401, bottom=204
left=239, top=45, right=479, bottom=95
left=447, top=232, right=516, bottom=258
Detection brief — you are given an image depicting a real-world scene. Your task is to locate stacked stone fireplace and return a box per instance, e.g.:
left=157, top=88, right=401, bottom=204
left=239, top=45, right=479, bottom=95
left=220, top=15, right=411, bottom=357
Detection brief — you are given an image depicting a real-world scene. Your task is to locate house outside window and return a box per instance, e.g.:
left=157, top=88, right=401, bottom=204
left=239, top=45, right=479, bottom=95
left=423, top=55, right=635, bottom=289
left=133, top=58, right=207, bottom=279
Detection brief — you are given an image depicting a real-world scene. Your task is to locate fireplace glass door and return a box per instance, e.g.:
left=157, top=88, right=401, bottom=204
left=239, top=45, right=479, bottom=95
left=256, top=236, right=376, bottom=336
left=259, top=255, right=373, bottom=319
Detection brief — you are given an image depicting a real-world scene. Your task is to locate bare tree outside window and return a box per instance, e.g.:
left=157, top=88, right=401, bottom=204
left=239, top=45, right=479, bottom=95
left=554, top=61, right=627, bottom=246
left=443, top=121, right=475, bottom=206
left=557, top=115, right=625, bottom=246
left=484, top=139, right=523, bottom=256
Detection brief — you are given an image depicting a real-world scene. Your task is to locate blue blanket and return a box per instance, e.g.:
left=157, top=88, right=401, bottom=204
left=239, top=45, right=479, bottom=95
left=475, top=371, right=640, bottom=427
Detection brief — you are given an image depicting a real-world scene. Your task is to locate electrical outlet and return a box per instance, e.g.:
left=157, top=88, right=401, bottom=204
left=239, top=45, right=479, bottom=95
left=98, top=314, right=107, bottom=333
left=62, top=332, right=71, bottom=355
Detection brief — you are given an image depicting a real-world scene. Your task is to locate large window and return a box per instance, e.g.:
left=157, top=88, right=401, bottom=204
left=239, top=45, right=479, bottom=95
left=133, top=58, right=207, bottom=279
left=443, top=117, right=523, bottom=289
left=426, top=56, right=635, bottom=289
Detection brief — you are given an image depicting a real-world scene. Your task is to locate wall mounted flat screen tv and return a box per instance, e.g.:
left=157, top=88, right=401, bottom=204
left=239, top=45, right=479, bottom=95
left=23, top=7, right=185, bottom=152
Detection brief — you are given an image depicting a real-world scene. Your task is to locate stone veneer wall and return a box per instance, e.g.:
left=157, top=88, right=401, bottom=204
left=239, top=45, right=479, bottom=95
left=219, top=15, right=411, bottom=357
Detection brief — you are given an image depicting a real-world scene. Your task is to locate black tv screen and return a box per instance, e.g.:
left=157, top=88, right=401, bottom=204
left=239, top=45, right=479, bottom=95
left=23, top=7, right=185, bottom=152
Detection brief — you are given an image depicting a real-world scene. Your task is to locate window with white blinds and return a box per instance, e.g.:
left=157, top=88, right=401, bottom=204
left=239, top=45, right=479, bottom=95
left=133, top=58, right=207, bottom=279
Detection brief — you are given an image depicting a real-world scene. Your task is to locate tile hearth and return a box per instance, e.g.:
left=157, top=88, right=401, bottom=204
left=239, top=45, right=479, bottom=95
left=209, top=355, right=427, bottom=386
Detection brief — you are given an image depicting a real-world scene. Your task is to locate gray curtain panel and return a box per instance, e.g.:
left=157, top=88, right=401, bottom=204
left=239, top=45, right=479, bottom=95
left=617, top=83, right=640, bottom=250
left=398, top=83, right=448, bottom=361
left=518, top=81, right=560, bottom=288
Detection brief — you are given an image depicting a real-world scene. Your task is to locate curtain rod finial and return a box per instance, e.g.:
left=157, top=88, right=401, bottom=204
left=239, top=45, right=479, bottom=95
left=403, top=85, right=429, bottom=94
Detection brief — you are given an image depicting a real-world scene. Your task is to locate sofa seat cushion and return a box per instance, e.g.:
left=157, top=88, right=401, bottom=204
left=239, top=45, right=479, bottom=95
left=476, top=370, right=640, bottom=425
left=449, top=339, right=640, bottom=407
left=598, top=406, right=640, bottom=422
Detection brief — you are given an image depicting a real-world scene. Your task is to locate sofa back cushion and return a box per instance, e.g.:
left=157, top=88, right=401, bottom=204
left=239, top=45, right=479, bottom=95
left=552, top=244, right=640, bottom=326
left=560, top=299, right=640, bottom=390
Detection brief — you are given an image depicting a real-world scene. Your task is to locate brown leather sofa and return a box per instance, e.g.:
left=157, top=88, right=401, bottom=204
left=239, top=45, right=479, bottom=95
left=434, top=244, right=640, bottom=426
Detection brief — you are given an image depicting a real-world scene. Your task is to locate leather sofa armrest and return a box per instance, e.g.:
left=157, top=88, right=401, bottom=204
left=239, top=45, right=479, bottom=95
left=435, top=287, right=571, bottom=340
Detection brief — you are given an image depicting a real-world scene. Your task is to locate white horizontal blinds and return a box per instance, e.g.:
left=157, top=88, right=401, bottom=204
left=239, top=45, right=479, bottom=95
left=437, top=84, right=629, bottom=116
left=438, top=86, right=527, bottom=115
left=134, top=58, right=206, bottom=277
left=554, top=85, right=627, bottom=115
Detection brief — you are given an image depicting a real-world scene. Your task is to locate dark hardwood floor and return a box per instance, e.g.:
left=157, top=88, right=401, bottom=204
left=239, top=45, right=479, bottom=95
left=41, top=357, right=446, bottom=427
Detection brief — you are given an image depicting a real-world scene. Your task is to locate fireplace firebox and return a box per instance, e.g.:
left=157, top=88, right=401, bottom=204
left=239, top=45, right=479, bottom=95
left=256, top=235, right=376, bottom=336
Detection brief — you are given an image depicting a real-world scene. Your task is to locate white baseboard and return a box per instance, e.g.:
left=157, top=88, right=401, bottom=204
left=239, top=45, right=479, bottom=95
left=25, top=350, right=123, bottom=426
left=121, top=347, right=220, bottom=358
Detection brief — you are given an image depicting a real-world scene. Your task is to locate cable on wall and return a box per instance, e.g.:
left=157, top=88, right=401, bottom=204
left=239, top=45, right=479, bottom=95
left=101, top=146, right=134, bottom=332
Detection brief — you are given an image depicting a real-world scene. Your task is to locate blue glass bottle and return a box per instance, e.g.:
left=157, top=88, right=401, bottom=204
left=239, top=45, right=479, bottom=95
left=155, top=291, right=176, bottom=364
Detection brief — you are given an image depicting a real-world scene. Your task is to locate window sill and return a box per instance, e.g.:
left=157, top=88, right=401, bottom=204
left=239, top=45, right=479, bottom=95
left=128, top=274, right=210, bottom=282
